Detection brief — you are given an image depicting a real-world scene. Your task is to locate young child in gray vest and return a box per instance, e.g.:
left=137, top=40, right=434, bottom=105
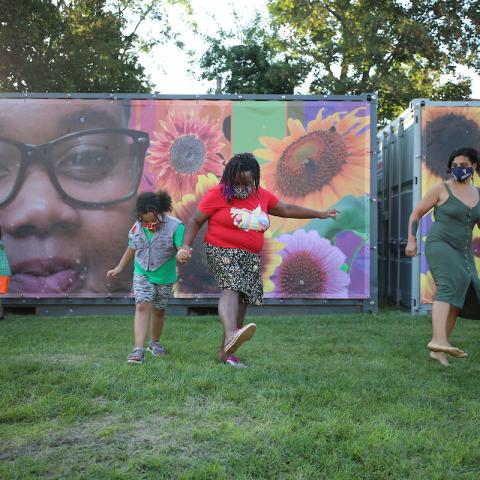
left=107, top=191, right=184, bottom=364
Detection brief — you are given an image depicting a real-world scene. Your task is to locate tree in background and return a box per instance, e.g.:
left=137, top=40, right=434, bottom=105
left=198, top=14, right=309, bottom=95
left=0, top=0, right=190, bottom=93
left=269, top=0, right=479, bottom=122
left=200, top=0, right=478, bottom=123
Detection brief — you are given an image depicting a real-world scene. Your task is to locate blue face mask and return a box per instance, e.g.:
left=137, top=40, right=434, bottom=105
left=451, top=166, right=474, bottom=182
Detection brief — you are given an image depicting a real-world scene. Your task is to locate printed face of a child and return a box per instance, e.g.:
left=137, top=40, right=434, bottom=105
left=0, top=99, right=139, bottom=295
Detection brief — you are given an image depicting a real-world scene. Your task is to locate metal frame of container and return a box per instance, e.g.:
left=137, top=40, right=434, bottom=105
left=378, top=98, right=480, bottom=314
left=0, top=92, right=378, bottom=315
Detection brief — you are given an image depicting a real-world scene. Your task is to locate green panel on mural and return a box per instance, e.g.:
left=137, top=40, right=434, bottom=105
left=231, top=101, right=286, bottom=159
left=286, top=102, right=304, bottom=124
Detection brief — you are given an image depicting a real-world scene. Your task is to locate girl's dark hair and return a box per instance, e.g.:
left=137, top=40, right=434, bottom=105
left=220, top=152, right=260, bottom=203
left=135, top=190, right=172, bottom=218
left=447, top=147, right=480, bottom=173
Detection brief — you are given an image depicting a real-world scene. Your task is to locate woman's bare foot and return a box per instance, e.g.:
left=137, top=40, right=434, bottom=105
left=427, top=342, right=467, bottom=358
left=429, top=351, right=450, bottom=366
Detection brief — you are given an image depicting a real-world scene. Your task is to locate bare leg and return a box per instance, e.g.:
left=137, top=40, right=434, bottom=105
left=428, top=301, right=465, bottom=357
left=446, top=305, right=458, bottom=338
left=219, top=331, right=226, bottom=363
left=237, top=297, right=247, bottom=329
left=218, top=289, right=240, bottom=362
left=134, top=301, right=152, bottom=349
left=430, top=305, right=459, bottom=366
left=150, top=308, right=165, bottom=342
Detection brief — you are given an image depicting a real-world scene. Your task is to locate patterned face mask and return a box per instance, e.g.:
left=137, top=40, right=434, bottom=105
left=233, top=184, right=253, bottom=199
left=143, top=222, right=159, bottom=231
left=451, top=166, right=474, bottom=182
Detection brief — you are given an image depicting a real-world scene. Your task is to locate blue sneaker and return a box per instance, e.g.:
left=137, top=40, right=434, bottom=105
left=127, top=348, right=145, bottom=364
left=147, top=341, right=167, bottom=357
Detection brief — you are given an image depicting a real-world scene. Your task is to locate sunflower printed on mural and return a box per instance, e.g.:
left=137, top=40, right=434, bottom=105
left=421, top=271, right=436, bottom=303
left=261, top=231, right=284, bottom=295
left=173, top=174, right=220, bottom=295
left=422, top=107, right=480, bottom=192
left=420, top=106, right=480, bottom=304
left=143, top=101, right=231, bottom=201
left=255, top=106, right=370, bottom=233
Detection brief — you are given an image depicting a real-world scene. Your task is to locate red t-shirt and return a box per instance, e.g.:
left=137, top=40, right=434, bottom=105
left=198, top=185, right=279, bottom=253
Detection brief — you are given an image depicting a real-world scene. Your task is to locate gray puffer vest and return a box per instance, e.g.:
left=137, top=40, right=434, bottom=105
left=128, top=215, right=182, bottom=271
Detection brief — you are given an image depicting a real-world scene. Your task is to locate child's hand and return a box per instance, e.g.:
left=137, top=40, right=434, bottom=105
left=176, top=247, right=192, bottom=263
left=107, top=266, right=122, bottom=279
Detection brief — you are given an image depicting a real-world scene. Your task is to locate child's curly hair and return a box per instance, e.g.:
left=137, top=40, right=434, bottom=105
left=135, top=191, right=172, bottom=218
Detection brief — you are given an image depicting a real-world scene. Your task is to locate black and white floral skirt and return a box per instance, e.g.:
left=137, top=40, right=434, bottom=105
left=204, top=243, right=263, bottom=306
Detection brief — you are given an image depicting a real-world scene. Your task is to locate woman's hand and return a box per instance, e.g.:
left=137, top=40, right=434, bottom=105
left=405, top=240, right=418, bottom=257
left=320, top=209, right=340, bottom=220
left=176, top=246, right=192, bottom=263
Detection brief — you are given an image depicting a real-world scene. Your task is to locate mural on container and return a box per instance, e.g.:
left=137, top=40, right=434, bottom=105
left=421, top=106, right=480, bottom=304
left=0, top=98, right=371, bottom=299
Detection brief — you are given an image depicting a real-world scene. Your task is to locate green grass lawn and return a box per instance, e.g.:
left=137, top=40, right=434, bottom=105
left=1, top=311, right=480, bottom=479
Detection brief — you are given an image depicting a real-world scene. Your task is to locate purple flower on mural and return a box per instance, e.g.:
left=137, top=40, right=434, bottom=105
left=335, top=230, right=370, bottom=297
left=420, top=211, right=433, bottom=274
left=270, top=229, right=350, bottom=298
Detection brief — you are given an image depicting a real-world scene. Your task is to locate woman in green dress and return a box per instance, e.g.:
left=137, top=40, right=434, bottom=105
left=406, top=147, right=480, bottom=366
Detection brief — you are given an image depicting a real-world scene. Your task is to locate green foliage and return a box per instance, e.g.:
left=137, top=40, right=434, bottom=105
left=266, top=0, right=478, bottom=123
left=199, top=14, right=310, bottom=94
left=2, top=312, right=480, bottom=478
left=0, top=0, right=189, bottom=93
left=304, top=195, right=369, bottom=240
left=199, top=0, right=478, bottom=122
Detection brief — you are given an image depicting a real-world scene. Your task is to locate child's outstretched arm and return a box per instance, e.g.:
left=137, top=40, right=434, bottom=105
left=107, top=247, right=135, bottom=279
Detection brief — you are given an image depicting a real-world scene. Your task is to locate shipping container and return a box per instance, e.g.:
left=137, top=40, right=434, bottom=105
left=0, top=92, right=378, bottom=315
left=378, top=99, right=480, bottom=313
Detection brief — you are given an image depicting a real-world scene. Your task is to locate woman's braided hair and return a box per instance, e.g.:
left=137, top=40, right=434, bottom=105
left=220, top=152, right=260, bottom=203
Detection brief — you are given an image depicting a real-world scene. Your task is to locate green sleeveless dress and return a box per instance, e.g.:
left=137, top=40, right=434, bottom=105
left=425, top=183, right=480, bottom=319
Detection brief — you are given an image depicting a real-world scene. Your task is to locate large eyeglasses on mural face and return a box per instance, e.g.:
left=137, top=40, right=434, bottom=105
left=0, top=128, right=149, bottom=207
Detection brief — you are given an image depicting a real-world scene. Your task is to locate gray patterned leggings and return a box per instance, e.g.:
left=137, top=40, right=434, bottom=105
left=133, top=275, right=173, bottom=310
